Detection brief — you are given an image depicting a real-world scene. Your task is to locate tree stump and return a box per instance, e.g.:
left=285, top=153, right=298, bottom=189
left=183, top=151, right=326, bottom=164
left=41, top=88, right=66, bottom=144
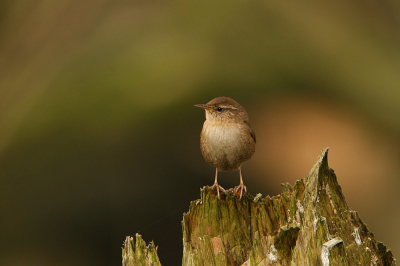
left=123, top=148, right=396, bottom=265
left=122, top=234, right=161, bottom=266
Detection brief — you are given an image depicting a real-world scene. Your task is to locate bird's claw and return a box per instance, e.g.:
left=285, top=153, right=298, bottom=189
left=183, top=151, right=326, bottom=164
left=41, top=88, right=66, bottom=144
left=211, top=183, right=226, bottom=199
left=235, top=184, right=247, bottom=199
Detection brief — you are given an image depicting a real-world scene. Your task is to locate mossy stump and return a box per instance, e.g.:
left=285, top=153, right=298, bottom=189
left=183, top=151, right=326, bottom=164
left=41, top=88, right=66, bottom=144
left=123, top=148, right=396, bottom=265
left=122, top=234, right=161, bottom=266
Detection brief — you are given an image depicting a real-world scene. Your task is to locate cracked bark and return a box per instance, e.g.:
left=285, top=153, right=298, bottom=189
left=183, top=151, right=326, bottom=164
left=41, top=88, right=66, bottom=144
left=123, top=148, right=396, bottom=266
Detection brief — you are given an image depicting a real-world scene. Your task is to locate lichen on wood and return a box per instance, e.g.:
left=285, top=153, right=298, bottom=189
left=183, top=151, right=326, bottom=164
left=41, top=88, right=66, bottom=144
left=123, top=148, right=396, bottom=265
left=122, top=234, right=161, bottom=266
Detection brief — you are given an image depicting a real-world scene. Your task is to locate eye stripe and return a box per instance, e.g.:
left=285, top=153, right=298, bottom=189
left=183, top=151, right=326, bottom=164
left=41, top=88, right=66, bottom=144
left=216, top=106, right=237, bottom=110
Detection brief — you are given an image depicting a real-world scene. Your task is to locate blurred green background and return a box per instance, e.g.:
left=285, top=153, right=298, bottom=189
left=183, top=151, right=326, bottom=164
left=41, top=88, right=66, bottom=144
left=1, top=0, right=400, bottom=265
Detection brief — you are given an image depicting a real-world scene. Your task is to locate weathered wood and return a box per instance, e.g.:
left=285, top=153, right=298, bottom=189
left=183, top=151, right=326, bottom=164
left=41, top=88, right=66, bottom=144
left=122, top=234, right=161, bottom=266
left=123, top=148, right=396, bottom=265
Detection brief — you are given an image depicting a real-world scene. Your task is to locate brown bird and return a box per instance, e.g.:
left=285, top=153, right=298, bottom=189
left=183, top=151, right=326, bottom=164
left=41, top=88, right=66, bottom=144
left=195, top=97, right=256, bottom=199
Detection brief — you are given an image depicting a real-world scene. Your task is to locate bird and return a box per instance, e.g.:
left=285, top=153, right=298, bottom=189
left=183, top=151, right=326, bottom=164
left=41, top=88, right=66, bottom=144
left=195, top=97, right=256, bottom=199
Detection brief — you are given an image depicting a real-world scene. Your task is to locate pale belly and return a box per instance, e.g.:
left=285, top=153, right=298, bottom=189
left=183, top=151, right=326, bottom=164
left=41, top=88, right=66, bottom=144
left=200, top=121, right=255, bottom=171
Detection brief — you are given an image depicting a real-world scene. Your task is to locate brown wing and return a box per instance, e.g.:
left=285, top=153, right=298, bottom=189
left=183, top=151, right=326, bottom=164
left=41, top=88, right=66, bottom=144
left=244, top=121, right=256, bottom=143
left=249, top=128, right=256, bottom=143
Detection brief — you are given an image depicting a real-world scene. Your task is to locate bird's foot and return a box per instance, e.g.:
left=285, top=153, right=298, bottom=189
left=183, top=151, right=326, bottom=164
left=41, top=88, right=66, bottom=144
left=210, top=183, right=226, bottom=199
left=235, top=183, right=247, bottom=199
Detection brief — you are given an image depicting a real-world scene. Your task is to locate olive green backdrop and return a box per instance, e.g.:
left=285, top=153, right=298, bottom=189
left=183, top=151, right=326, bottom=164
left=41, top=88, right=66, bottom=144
left=1, top=1, right=400, bottom=265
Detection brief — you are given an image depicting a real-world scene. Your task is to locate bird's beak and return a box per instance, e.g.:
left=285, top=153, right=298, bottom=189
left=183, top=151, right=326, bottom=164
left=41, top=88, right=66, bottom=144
left=194, top=104, right=208, bottom=109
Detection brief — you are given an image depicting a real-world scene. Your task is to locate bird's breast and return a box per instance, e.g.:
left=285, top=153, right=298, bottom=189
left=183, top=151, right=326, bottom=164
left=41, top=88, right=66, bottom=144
left=200, top=120, right=255, bottom=171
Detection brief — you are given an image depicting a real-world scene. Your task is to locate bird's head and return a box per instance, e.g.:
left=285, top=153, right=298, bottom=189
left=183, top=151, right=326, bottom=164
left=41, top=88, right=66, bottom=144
left=195, top=97, right=248, bottom=122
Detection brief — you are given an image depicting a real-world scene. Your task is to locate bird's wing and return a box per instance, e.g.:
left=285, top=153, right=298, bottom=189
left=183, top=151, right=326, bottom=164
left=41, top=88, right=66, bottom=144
left=244, top=121, right=256, bottom=143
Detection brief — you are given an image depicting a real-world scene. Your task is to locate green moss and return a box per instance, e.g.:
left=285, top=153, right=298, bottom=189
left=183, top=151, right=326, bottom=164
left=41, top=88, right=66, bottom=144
left=122, top=234, right=161, bottom=266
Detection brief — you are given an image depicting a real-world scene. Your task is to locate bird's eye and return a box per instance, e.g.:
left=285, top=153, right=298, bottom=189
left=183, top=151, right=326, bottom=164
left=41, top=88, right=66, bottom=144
left=217, top=107, right=223, bottom=112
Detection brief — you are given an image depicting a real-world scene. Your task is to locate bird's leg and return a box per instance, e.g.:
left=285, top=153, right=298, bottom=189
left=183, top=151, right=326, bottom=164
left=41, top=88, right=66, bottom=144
left=211, top=168, right=225, bottom=199
left=235, top=167, right=247, bottom=199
